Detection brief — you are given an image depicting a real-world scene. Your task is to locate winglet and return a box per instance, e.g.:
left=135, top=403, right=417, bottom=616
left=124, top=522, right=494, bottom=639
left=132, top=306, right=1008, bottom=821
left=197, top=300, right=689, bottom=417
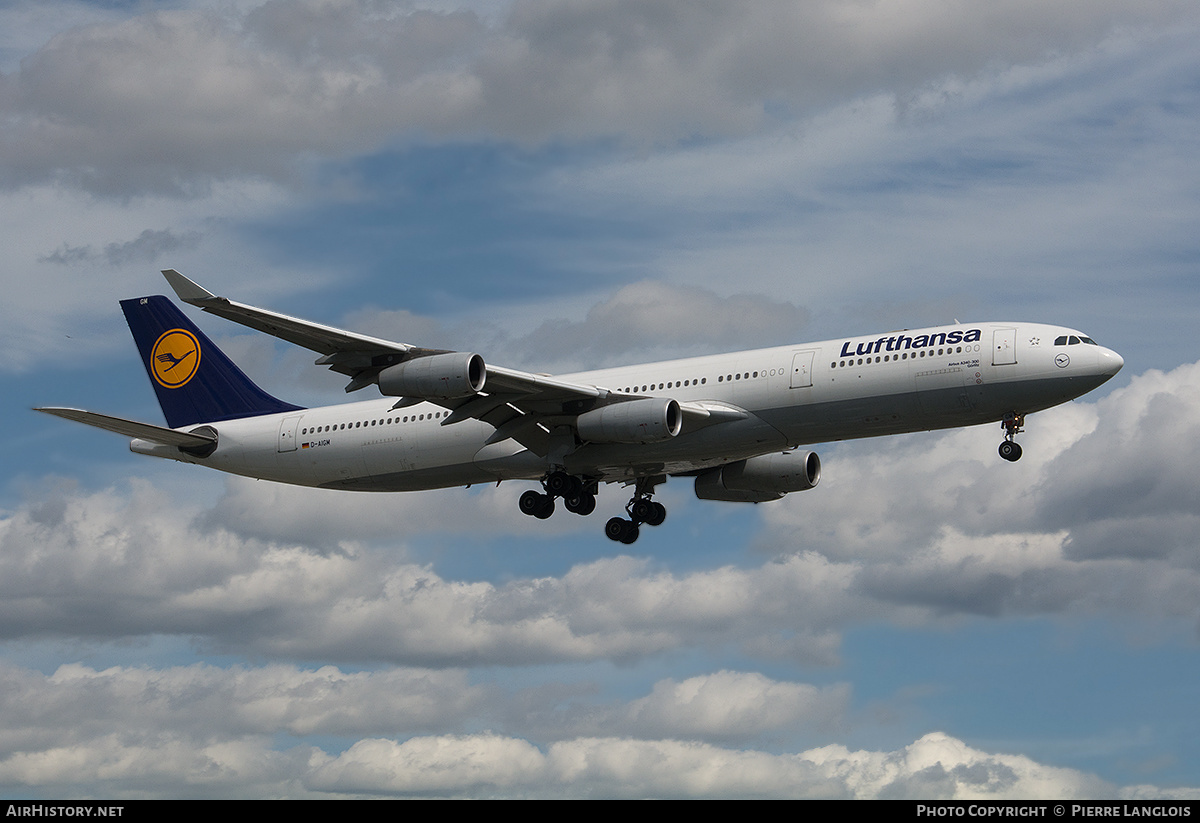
left=162, top=269, right=217, bottom=305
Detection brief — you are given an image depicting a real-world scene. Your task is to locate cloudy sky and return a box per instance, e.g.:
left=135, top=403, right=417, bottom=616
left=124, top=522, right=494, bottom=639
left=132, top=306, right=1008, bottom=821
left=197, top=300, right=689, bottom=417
left=2, top=0, right=1200, bottom=799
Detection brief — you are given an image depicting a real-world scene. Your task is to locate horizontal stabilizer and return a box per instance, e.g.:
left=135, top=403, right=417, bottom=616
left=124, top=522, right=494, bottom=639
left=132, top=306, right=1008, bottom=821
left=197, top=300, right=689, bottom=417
left=34, top=407, right=217, bottom=449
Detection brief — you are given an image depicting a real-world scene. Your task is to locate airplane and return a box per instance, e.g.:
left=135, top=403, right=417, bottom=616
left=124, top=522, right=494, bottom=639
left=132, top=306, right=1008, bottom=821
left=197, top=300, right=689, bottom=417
left=37, top=270, right=1125, bottom=544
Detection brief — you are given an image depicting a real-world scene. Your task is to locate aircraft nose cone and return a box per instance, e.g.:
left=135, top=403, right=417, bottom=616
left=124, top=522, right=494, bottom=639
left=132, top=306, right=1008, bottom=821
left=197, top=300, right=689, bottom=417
left=1100, top=348, right=1124, bottom=376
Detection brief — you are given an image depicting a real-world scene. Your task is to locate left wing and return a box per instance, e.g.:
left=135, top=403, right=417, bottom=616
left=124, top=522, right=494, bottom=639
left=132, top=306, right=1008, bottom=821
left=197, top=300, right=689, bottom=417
left=162, top=270, right=634, bottom=455
left=163, top=269, right=430, bottom=391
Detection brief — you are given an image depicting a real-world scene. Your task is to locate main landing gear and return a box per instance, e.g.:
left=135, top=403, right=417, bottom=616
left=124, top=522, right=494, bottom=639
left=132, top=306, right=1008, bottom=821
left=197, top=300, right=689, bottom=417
left=604, top=477, right=666, bottom=545
left=517, top=471, right=667, bottom=544
left=999, top=413, right=1025, bottom=462
left=518, top=470, right=597, bottom=522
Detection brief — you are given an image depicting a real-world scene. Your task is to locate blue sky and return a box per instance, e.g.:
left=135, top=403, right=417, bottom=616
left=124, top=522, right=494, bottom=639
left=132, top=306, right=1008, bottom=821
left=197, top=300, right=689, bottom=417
left=2, top=0, right=1200, bottom=798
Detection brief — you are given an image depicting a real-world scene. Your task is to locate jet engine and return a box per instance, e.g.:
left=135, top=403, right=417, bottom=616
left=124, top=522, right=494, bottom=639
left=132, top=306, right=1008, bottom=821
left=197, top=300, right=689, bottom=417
left=694, top=450, right=821, bottom=502
left=378, top=352, right=486, bottom=399
left=576, top=397, right=682, bottom=444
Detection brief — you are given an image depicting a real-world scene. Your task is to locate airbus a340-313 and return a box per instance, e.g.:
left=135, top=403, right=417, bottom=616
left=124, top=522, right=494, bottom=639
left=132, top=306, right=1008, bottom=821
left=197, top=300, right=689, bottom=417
left=37, top=270, right=1123, bottom=544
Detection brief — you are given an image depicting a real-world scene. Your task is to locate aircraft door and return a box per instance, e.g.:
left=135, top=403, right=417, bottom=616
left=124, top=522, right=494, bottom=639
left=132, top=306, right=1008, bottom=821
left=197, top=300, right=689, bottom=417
left=790, top=350, right=816, bottom=388
left=992, top=328, right=1017, bottom=366
left=277, top=415, right=303, bottom=452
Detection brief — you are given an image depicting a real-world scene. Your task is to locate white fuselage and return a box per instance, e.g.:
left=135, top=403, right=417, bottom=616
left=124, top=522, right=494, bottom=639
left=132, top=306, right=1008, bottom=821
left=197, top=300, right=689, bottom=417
left=131, top=321, right=1123, bottom=492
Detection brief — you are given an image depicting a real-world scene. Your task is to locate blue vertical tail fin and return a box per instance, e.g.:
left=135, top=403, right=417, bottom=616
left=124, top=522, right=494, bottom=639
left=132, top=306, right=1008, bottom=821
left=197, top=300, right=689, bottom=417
left=121, top=295, right=304, bottom=428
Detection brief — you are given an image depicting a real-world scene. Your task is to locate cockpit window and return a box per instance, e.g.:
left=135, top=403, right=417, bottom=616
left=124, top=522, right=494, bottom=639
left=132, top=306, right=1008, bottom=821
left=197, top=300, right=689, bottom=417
left=1055, top=335, right=1099, bottom=346
left=1054, top=336, right=1068, bottom=345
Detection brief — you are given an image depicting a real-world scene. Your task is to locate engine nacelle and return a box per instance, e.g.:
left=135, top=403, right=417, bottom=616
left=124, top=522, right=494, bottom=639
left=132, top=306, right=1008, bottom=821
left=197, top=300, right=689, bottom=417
left=377, top=352, right=486, bottom=399
left=694, top=450, right=821, bottom=502
left=577, top=397, right=683, bottom=444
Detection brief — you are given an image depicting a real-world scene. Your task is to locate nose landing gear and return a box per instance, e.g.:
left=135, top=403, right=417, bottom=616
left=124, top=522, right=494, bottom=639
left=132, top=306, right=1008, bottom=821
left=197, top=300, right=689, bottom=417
left=999, top=413, right=1025, bottom=462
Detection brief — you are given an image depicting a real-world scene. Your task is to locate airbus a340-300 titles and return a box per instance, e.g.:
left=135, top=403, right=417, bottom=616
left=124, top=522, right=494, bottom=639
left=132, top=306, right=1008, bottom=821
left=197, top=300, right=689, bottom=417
left=37, top=270, right=1124, bottom=544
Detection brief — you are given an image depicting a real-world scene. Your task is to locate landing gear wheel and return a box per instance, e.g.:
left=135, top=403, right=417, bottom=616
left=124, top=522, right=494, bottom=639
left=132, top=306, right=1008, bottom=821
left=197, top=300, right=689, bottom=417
left=630, top=499, right=654, bottom=523
left=546, top=471, right=580, bottom=498
left=999, top=413, right=1025, bottom=462
left=520, top=490, right=556, bottom=518
left=608, top=475, right=665, bottom=541
left=519, top=489, right=545, bottom=516
left=627, top=498, right=667, bottom=527
left=998, top=440, right=1023, bottom=462
left=565, top=491, right=597, bottom=516
left=605, top=517, right=637, bottom=543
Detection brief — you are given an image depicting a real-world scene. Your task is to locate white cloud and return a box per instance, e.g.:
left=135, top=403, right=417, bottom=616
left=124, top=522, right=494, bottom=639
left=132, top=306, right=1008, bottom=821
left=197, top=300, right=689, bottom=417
left=327, top=280, right=810, bottom=372
left=619, top=670, right=848, bottom=742
left=801, top=732, right=1112, bottom=800
left=307, top=730, right=1125, bottom=798
left=0, top=662, right=483, bottom=744
left=2, top=1, right=1195, bottom=195
left=307, top=733, right=547, bottom=795
left=9, top=630, right=1196, bottom=798
left=760, top=360, right=1200, bottom=621
left=522, top=22, right=1200, bottom=338
left=5, top=0, right=1199, bottom=801
left=9, top=361, right=1200, bottom=661
left=511, top=280, right=811, bottom=370
left=2, top=654, right=1131, bottom=798
left=0, top=474, right=855, bottom=664
left=0, top=180, right=301, bottom=373
left=6, top=1, right=1198, bottom=382
left=9, top=359, right=1200, bottom=795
